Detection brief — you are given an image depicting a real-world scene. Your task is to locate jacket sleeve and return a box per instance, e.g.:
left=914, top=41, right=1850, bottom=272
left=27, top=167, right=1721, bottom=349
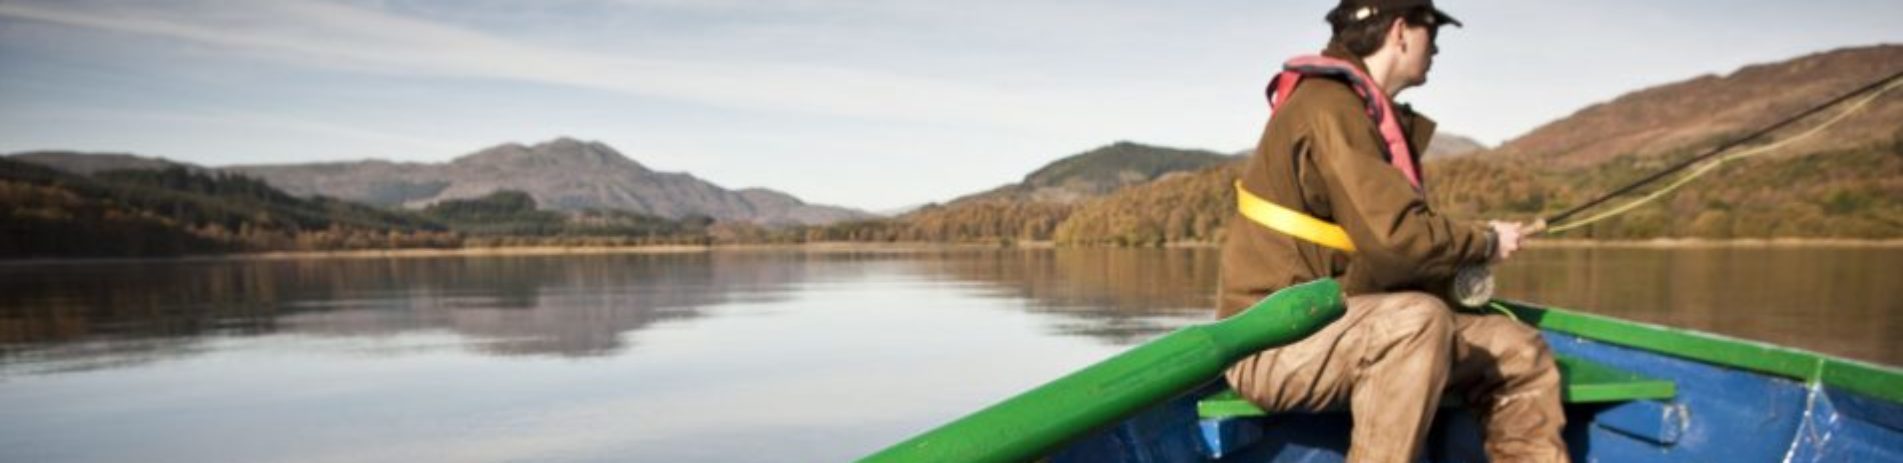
left=1302, top=98, right=1494, bottom=294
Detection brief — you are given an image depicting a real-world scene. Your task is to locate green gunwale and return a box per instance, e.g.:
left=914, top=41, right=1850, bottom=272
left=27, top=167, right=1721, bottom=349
left=1498, top=300, right=1903, bottom=404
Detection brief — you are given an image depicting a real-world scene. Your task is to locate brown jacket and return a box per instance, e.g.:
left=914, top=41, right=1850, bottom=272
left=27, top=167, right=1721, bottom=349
left=1218, top=45, right=1495, bottom=319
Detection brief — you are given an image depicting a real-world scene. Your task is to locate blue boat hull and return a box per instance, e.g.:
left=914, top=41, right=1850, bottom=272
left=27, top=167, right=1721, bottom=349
left=1048, top=328, right=1903, bottom=462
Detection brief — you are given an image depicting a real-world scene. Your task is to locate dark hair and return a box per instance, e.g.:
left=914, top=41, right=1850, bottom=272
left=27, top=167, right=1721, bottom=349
left=1326, top=6, right=1441, bottom=57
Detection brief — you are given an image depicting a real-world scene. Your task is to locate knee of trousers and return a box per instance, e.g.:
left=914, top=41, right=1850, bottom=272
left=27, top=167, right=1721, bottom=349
left=1376, top=292, right=1456, bottom=351
left=1493, top=323, right=1561, bottom=385
left=1469, top=318, right=1560, bottom=386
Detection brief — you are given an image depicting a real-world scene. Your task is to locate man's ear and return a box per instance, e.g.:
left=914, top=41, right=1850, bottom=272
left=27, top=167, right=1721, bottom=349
left=1388, top=18, right=1410, bottom=54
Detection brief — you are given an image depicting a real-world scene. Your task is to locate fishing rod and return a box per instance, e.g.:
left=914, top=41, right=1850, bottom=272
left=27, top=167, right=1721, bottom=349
left=1536, top=68, right=1903, bottom=232
left=1449, top=68, right=1901, bottom=309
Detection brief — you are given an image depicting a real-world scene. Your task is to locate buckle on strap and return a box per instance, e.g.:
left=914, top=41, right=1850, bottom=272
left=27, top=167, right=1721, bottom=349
left=1235, top=181, right=1356, bottom=252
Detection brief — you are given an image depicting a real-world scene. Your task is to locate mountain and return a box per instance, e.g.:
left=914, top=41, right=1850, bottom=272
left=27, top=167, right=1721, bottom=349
left=837, top=141, right=1232, bottom=243
left=874, top=203, right=928, bottom=217
left=1426, top=44, right=1903, bottom=238
left=224, top=138, right=871, bottom=226
left=1486, top=45, right=1903, bottom=167
left=1423, top=133, right=1486, bottom=158
left=951, top=141, right=1235, bottom=205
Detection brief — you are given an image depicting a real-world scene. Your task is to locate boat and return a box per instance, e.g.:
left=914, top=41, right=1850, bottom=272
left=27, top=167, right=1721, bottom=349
left=863, top=279, right=1902, bottom=462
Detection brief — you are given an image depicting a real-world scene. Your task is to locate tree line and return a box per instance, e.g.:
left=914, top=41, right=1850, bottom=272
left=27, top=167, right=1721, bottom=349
left=6, top=137, right=1895, bottom=259
left=808, top=137, right=1899, bottom=246
left=0, top=161, right=710, bottom=258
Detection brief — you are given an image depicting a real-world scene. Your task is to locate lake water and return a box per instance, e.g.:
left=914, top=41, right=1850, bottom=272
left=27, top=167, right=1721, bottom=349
left=1, top=246, right=1896, bottom=462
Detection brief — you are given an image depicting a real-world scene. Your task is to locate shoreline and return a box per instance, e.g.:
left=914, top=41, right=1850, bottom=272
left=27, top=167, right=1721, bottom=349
left=4, top=237, right=1899, bottom=265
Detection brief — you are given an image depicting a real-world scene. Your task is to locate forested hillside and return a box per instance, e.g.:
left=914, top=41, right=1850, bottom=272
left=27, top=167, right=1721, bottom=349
left=0, top=160, right=716, bottom=258
left=0, top=159, right=456, bottom=258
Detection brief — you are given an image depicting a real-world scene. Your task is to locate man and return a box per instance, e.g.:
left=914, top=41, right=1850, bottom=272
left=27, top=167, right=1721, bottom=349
left=1219, top=0, right=1566, bottom=461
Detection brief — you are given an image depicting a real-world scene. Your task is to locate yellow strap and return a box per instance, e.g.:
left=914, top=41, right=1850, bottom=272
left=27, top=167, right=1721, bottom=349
left=1235, top=181, right=1357, bottom=252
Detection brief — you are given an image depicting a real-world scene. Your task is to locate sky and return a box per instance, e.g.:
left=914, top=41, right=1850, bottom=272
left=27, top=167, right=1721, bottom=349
left=1, top=1, right=1898, bottom=212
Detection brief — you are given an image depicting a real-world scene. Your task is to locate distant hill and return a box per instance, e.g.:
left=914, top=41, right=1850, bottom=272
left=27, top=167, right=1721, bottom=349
left=1431, top=44, right=1903, bottom=239
left=223, top=138, right=871, bottom=226
left=802, top=141, right=1235, bottom=243
left=0, top=158, right=454, bottom=258
left=0, top=156, right=728, bottom=258
left=835, top=141, right=1228, bottom=242
left=952, top=141, right=1234, bottom=205
left=9, top=151, right=204, bottom=175
left=1487, top=45, right=1903, bottom=167
left=874, top=203, right=928, bottom=217
left=1424, top=133, right=1486, bottom=158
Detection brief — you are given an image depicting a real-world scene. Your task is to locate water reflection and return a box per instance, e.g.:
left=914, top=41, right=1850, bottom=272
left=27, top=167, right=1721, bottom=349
left=0, top=249, right=1154, bottom=463
left=900, top=245, right=1898, bottom=364
left=1495, top=245, right=1900, bottom=366
left=922, top=245, right=1900, bottom=365
left=0, top=252, right=822, bottom=372
left=1, top=246, right=1894, bottom=376
left=913, top=248, right=1219, bottom=344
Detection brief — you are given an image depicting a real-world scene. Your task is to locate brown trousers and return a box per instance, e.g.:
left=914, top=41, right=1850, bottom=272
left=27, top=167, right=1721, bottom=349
left=1224, top=292, right=1569, bottom=462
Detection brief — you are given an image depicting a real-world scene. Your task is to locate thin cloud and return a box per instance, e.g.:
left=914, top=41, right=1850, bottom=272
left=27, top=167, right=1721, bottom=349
left=0, top=0, right=1091, bottom=130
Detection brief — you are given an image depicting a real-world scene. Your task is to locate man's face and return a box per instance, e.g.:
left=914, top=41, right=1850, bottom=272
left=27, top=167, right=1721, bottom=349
left=1398, top=21, right=1439, bottom=87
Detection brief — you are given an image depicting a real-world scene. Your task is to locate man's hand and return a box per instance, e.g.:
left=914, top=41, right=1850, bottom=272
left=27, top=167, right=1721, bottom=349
left=1489, top=220, right=1534, bottom=263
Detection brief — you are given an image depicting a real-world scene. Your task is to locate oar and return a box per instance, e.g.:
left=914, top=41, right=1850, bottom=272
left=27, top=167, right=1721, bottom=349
left=860, top=279, right=1346, bottom=463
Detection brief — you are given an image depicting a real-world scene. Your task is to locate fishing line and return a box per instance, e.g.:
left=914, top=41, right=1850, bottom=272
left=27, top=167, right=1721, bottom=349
left=1451, top=71, right=1899, bottom=309
left=1539, top=70, right=1903, bottom=234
